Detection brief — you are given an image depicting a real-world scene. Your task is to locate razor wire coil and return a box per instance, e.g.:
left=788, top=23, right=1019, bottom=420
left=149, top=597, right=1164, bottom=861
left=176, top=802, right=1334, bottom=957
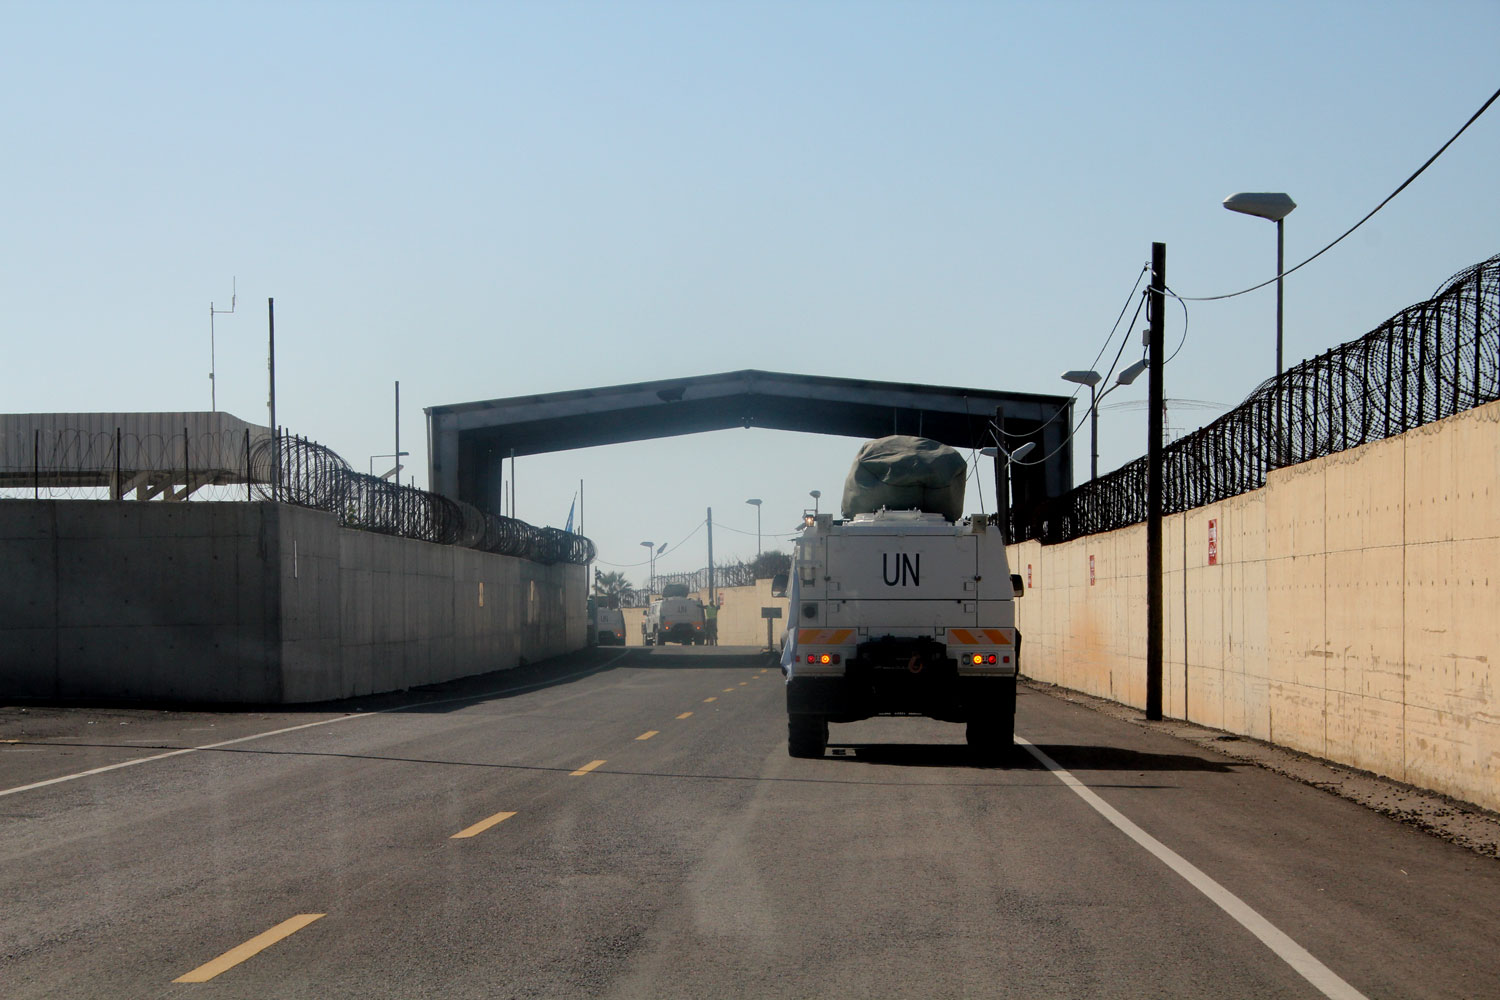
left=1010, top=252, right=1500, bottom=544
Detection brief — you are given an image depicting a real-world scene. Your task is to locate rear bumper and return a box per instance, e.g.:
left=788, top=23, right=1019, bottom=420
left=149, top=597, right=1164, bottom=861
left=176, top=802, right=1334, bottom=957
left=786, top=671, right=1016, bottom=724
left=662, top=624, right=703, bottom=643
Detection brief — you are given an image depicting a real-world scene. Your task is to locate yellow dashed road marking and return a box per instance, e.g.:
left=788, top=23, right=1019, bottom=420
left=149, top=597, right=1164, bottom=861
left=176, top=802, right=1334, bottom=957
left=703, top=697, right=717, bottom=703
left=635, top=731, right=658, bottom=741
left=676, top=712, right=693, bottom=719
left=722, top=688, right=735, bottom=693
left=174, top=913, right=325, bottom=983
left=570, top=759, right=606, bottom=776
left=451, top=811, right=516, bottom=839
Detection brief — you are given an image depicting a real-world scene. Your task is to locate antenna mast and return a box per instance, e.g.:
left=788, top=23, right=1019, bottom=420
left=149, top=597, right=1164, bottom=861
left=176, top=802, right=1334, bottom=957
left=209, top=278, right=237, bottom=411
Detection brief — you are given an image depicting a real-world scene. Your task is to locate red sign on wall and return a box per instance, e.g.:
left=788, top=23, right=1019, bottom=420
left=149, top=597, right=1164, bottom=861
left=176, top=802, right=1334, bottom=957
left=1027, top=564, right=1033, bottom=589
left=1208, top=518, right=1218, bottom=566
left=1089, top=554, right=1096, bottom=586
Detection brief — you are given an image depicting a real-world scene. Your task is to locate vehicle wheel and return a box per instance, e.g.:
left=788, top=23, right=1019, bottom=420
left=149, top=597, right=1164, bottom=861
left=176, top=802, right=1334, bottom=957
left=787, top=714, right=828, bottom=758
left=966, top=718, right=1014, bottom=764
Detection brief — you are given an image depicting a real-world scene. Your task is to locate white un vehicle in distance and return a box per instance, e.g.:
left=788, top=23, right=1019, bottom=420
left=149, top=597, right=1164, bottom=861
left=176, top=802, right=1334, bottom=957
left=643, top=595, right=707, bottom=645
left=781, top=436, right=1022, bottom=760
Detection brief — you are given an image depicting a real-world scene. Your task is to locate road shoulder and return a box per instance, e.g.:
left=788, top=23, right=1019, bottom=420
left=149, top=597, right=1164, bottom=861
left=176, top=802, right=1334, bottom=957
left=1023, top=678, right=1500, bottom=860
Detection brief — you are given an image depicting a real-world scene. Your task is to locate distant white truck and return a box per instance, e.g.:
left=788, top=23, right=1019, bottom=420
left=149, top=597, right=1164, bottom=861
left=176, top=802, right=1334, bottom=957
left=781, top=436, right=1022, bottom=759
left=595, top=607, right=626, bottom=646
left=643, top=597, right=707, bottom=646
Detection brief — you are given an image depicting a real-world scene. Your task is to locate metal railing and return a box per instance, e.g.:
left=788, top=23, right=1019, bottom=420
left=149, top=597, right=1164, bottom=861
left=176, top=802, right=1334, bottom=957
left=0, top=425, right=595, bottom=565
left=1013, top=251, right=1500, bottom=544
left=0, top=426, right=262, bottom=501
left=255, top=433, right=595, bottom=565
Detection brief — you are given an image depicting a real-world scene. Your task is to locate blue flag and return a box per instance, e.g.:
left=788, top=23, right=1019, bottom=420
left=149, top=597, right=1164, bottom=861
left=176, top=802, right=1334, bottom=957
left=564, top=497, right=575, bottom=533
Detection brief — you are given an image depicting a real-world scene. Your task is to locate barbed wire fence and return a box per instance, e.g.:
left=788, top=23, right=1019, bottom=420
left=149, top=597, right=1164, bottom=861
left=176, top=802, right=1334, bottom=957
left=654, top=560, right=758, bottom=595
left=1011, top=252, right=1500, bottom=544
left=0, top=426, right=595, bottom=565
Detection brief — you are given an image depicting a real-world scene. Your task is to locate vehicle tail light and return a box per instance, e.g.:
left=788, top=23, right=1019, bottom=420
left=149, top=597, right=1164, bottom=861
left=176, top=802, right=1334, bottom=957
left=805, top=653, right=841, bottom=664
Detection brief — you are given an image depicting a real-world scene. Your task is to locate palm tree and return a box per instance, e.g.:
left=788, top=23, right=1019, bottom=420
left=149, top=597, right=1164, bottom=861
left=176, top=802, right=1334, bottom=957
left=593, top=569, right=635, bottom=607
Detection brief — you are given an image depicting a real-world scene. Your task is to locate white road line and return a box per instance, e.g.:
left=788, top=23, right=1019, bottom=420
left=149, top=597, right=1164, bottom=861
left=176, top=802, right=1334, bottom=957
left=0, top=652, right=634, bottom=800
left=1016, top=736, right=1368, bottom=1000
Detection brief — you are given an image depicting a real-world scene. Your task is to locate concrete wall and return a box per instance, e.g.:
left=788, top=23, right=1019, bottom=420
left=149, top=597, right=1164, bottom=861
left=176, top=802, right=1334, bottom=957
left=1009, top=399, right=1500, bottom=812
left=1, top=501, right=586, bottom=703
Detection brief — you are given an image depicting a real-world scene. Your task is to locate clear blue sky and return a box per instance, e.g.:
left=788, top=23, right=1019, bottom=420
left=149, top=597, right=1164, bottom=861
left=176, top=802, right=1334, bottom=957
left=5, top=1, right=1498, bottom=586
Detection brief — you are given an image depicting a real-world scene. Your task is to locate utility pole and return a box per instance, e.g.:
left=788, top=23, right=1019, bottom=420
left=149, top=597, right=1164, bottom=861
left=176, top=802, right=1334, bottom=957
left=394, top=381, right=400, bottom=484
left=1146, top=242, right=1165, bottom=721
left=267, top=298, right=278, bottom=496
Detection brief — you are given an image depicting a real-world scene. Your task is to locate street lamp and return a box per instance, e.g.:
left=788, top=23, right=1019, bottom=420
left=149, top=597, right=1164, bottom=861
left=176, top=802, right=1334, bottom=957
left=369, top=451, right=409, bottom=480
left=1223, top=192, right=1296, bottom=383
left=809, top=490, right=821, bottom=516
left=1061, top=370, right=1102, bottom=481
left=745, top=498, right=762, bottom=556
left=1059, top=362, right=1146, bottom=482
left=981, top=440, right=1035, bottom=501
left=640, top=541, right=655, bottom=598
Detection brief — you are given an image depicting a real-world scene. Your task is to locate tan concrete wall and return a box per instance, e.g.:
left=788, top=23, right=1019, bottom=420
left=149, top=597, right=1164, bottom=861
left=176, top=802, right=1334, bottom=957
left=1010, top=399, right=1500, bottom=812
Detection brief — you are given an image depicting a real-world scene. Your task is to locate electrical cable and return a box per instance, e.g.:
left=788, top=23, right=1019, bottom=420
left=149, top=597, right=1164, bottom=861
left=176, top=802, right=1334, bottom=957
left=1163, top=288, right=1190, bottom=365
left=657, top=520, right=706, bottom=559
left=596, top=518, right=706, bottom=568
left=1010, top=287, right=1149, bottom=469
left=1177, top=83, right=1500, bottom=303
left=992, top=263, right=1149, bottom=439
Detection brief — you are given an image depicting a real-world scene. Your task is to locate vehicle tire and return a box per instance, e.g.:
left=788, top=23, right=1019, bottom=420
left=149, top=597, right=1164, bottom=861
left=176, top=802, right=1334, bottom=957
left=966, top=718, right=1014, bottom=764
left=787, top=714, right=828, bottom=758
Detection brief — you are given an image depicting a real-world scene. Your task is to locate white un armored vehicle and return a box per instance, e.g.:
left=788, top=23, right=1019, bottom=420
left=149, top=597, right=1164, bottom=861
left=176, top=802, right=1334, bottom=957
left=643, top=589, right=707, bottom=646
left=781, top=436, right=1022, bottom=759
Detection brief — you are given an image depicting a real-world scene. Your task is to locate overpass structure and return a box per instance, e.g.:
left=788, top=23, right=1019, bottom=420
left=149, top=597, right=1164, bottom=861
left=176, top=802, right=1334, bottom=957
left=425, top=370, right=1075, bottom=516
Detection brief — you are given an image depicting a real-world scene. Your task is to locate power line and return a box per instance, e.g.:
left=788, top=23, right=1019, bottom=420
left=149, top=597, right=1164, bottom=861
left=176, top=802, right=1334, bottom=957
left=1178, top=83, right=1500, bottom=303
left=994, top=263, right=1149, bottom=439
left=1012, top=286, right=1150, bottom=469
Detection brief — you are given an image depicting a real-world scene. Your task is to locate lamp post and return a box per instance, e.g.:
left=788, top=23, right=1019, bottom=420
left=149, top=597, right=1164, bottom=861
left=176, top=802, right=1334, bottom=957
left=1059, top=362, right=1147, bottom=482
left=809, top=490, right=821, bottom=516
left=640, top=541, right=655, bottom=598
left=1224, top=191, right=1296, bottom=467
left=745, top=498, right=762, bottom=556
left=1061, top=370, right=1102, bottom=481
left=981, top=441, right=1036, bottom=534
left=1223, top=192, right=1295, bottom=381
left=369, top=451, right=409, bottom=480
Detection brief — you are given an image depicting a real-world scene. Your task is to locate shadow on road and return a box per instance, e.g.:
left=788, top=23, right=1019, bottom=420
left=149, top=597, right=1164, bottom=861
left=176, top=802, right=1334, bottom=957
left=824, top=742, right=1240, bottom=773
left=626, top=646, right=777, bottom=670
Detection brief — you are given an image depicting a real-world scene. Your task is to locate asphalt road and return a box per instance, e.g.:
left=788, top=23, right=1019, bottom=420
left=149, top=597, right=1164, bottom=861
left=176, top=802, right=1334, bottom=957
left=2, top=646, right=1498, bottom=999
